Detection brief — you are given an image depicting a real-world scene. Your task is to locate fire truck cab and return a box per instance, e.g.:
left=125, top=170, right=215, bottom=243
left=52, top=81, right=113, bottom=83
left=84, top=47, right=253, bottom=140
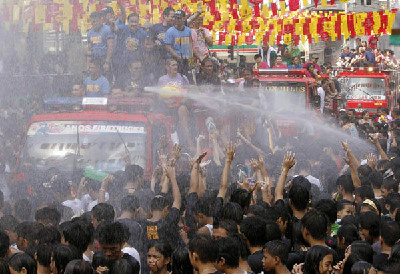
left=335, top=68, right=400, bottom=116
left=14, top=97, right=174, bottom=182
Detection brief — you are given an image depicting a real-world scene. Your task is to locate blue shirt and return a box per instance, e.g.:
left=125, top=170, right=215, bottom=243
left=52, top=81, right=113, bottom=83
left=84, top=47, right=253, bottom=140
left=151, top=23, right=171, bottom=44
left=364, top=51, right=376, bottom=64
left=165, top=26, right=193, bottom=59
left=84, top=76, right=110, bottom=97
left=87, top=25, right=114, bottom=58
left=114, top=26, right=147, bottom=65
left=288, top=64, right=302, bottom=69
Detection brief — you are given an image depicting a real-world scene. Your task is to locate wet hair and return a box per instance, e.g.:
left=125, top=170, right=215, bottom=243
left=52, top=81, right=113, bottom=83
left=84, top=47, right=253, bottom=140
left=354, top=186, right=374, bottom=201
left=337, top=224, right=360, bottom=246
left=351, top=261, right=373, bottom=274
left=247, top=205, right=267, bottom=218
left=37, top=226, right=61, bottom=245
left=14, top=198, right=32, bottom=221
left=121, top=195, right=139, bottom=212
left=150, top=196, right=168, bottom=212
left=350, top=241, right=374, bottom=263
left=149, top=241, right=172, bottom=259
left=7, top=253, right=36, bottom=274
left=212, top=218, right=238, bottom=236
left=52, top=244, right=81, bottom=274
left=382, top=178, right=399, bottom=192
left=37, top=243, right=53, bottom=267
left=385, top=193, right=400, bottom=213
left=188, top=235, right=219, bottom=263
left=337, top=199, right=353, bottom=212
left=357, top=165, right=372, bottom=178
left=195, top=196, right=213, bottom=217
left=240, top=216, right=267, bottom=247
left=92, top=203, right=115, bottom=223
left=301, top=209, right=328, bottom=241
left=216, top=236, right=240, bottom=268
left=341, top=215, right=358, bottom=227
left=63, top=217, right=94, bottom=255
left=127, top=13, right=139, bottom=21
left=263, top=240, right=290, bottom=265
left=381, top=221, right=400, bottom=247
left=0, top=260, right=10, bottom=274
left=336, top=175, right=355, bottom=193
left=0, top=215, right=19, bottom=232
left=230, top=189, right=251, bottom=214
left=254, top=54, right=262, bottom=60
left=125, top=165, right=144, bottom=182
left=389, top=243, right=400, bottom=264
left=171, top=247, right=193, bottom=274
left=16, top=221, right=44, bottom=245
left=265, top=220, right=282, bottom=243
left=231, top=233, right=250, bottom=260
left=163, top=7, right=175, bottom=17
left=368, top=172, right=383, bottom=189
left=0, top=231, right=9, bottom=258
left=111, top=258, right=140, bottom=274
left=314, top=199, right=337, bottom=224
left=220, top=202, right=243, bottom=224
left=289, top=182, right=310, bottom=210
left=35, top=207, right=61, bottom=226
left=303, top=245, right=333, bottom=274
left=97, top=221, right=126, bottom=245
left=359, top=212, right=380, bottom=239
left=64, top=259, right=94, bottom=274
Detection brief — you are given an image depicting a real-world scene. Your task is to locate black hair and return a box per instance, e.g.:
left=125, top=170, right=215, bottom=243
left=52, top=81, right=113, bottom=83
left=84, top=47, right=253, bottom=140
left=127, top=13, right=139, bottom=21
left=301, top=209, right=328, bottom=241
left=171, top=247, right=193, bottom=274
left=303, top=245, right=333, bottom=274
left=216, top=236, right=240, bottom=268
left=35, top=207, right=61, bottom=226
left=220, top=202, right=243, bottom=224
left=351, top=261, right=373, bottom=274
left=162, top=7, right=175, bottom=17
left=92, top=203, right=115, bottom=223
left=149, top=241, right=172, bottom=259
left=240, top=216, right=267, bottom=247
left=14, top=199, right=32, bottom=222
left=289, top=182, right=310, bottom=210
left=263, top=240, right=290, bottom=265
left=247, top=205, right=267, bottom=218
left=52, top=244, right=81, bottom=274
left=377, top=159, right=392, bottom=171
left=354, top=186, right=374, bottom=201
left=150, top=196, right=168, bottom=212
left=195, top=196, right=213, bottom=217
left=337, top=199, right=353, bottom=212
left=0, top=215, right=19, bottom=232
left=385, top=193, right=400, bottom=213
left=37, top=243, right=53, bottom=267
left=63, top=217, right=94, bottom=255
left=121, top=195, right=139, bottom=212
left=64, top=259, right=94, bottom=274
left=8, top=253, right=36, bottom=274
left=314, top=199, right=337, bottom=224
left=341, top=215, right=358, bottom=227
left=16, top=221, right=44, bottom=245
left=0, top=259, right=10, bottom=274
left=357, top=165, right=372, bottom=178
left=125, top=165, right=144, bottom=182
left=90, top=12, right=102, bottom=19
left=265, top=220, right=282, bottom=243
left=368, top=172, right=383, bottom=189
left=212, top=218, right=238, bottom=236
left=254, top=54, right=262, bottom=60
left=336, top=175, right=355, bottom=193
left=0, top=230, right=9, bottom=258
left=389, top=243, right=400, bottom=264
left=111, top=257, right=140, bottom=274
left=337, top=224, right=360, bottom=246
left=231, top=233, right=250, bottom=260
left=98, top=221, right=126, bottom=245
left=37, top=226, right=61, bottom=245
left=230, top=189, right=252, bottom=214
left=188, top=235, right=219, bottom=264
left=381, top=221, right=400, bottom=247
left=382, top=178, right=399, bottom=192
left=359, top=212, right=380, bottom=239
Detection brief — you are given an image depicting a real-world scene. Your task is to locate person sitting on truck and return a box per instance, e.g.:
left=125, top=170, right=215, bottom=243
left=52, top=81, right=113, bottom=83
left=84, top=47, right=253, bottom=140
left=253, top=54, right=269, bottom=70
left=305, top=63, right=318, bottom=79
left=288, top=56, right=302, bottom=69
left=84, top=58, right=110, bottom=97
left=158, top=59, right=189, bottom=87
left=364, top=47, right=376, bottom=66
left=303, top=54, right=321, bottom=74
left=114, top=58, right=148, bottom=96
left=272, top=55, right=287, bottom=69
left=196, top=58, right=221, bottom=90
left=238, top=67, right=254, bottom=92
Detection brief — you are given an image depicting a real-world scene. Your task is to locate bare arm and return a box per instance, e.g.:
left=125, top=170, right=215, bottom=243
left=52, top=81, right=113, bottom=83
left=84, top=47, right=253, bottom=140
left=274, top=152, right=295, bottom=203
left=344, top=153, right=362, bottom=189
left=105, top=38, right=114, bottom=65
left=165, top=164, right=181, bottom=210
left=341, top=141, right=360, bottom=168
left=118, top=1, right=126, bottom=24
left=218, top=142, right=236, bottom=200
left=188, top=153, right=207, bottom=194
left=237, top=129, right=267, bottom=157
left=165, top=44, right=181, bottom=60
left=370, top=135, right=389, bottom=160
left=99, top=175, right=114, bottom=203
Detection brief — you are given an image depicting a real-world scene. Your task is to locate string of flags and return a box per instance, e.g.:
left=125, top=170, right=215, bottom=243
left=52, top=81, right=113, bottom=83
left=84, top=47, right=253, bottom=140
left=0, top=0, right=397, bottom=46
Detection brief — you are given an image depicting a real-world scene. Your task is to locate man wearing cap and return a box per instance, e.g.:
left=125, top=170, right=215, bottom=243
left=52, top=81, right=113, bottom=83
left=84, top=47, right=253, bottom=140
left=303, top=54, right=322, bottom=75
left=87, top=12, right=114, bottom=75
left=165, top=10, right=193, bottom=61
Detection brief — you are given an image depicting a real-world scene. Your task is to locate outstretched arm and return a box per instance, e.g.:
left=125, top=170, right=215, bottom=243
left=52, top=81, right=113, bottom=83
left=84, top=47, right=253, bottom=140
left=218, top=142, right=236, bottom=201
left=165, top=163, right=181, bottom=210
left=275, top=151, right=295, bottom=203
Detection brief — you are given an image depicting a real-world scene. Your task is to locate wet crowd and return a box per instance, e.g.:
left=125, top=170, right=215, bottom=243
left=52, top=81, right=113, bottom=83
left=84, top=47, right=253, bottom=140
left=1, top=4, right=400, bottom=274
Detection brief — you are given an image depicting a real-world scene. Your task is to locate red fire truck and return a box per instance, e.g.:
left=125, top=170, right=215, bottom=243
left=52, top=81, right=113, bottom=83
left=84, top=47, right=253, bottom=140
left=335, top=68, right=400, bottom=116
left=14, top=97, right=174, bottom=182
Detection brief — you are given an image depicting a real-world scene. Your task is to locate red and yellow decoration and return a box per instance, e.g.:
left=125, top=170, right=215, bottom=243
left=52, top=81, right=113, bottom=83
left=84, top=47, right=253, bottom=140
left=0, top=0, right=397, bottom=46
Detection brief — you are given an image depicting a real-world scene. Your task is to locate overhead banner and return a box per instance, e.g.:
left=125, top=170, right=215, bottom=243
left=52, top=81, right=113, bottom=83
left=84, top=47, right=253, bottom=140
left=0, top=0, right=397, bottom=46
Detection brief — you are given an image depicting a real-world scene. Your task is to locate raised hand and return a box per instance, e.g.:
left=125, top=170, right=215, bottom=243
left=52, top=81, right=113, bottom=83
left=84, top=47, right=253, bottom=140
left=172, top=144, right=182, bottom=161
left=366, top=153, right=378, bottom=169
left=341, top=140, right=350, bottom=153
left=158, top=150, right=168, bottom=169
left=225, top=142, right=236, bottom=163
left=164, top=162, right=176, bottom=179
left=282, top=151, right=296, bottom=170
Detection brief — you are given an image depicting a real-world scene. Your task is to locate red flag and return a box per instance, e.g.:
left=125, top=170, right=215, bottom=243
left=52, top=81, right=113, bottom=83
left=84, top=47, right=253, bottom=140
left=289, top=0, right=300, bottom=12
left=271, top=3, right=278, bottom=16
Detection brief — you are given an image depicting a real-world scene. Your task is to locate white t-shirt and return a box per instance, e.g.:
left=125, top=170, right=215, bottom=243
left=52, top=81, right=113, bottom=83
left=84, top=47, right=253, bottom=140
left=317, top=87, right=325, bottom=113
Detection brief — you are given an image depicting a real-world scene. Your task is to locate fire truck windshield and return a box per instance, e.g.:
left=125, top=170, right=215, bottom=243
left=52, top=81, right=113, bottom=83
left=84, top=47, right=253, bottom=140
left=261, top=81, right=307, bottom=110
left=19, top=121, right=147, bottom=174
left=338, top=77, right=386, bottom=100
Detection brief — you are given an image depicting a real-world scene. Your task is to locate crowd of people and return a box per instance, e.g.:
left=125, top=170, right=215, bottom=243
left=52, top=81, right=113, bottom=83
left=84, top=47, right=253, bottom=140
left=338, top=36, right=398, bottom=69
left=2, top=4, right=400, bottom=274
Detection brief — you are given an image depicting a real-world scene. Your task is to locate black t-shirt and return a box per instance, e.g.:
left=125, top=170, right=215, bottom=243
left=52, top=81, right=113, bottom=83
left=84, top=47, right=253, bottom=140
left=373, top=253, right=389, bottom=271
left=92, top=252, right=138, bottom=272
left=247, top=250, right=263, bottom=274
left=117, top=218, right=144, bottom=253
